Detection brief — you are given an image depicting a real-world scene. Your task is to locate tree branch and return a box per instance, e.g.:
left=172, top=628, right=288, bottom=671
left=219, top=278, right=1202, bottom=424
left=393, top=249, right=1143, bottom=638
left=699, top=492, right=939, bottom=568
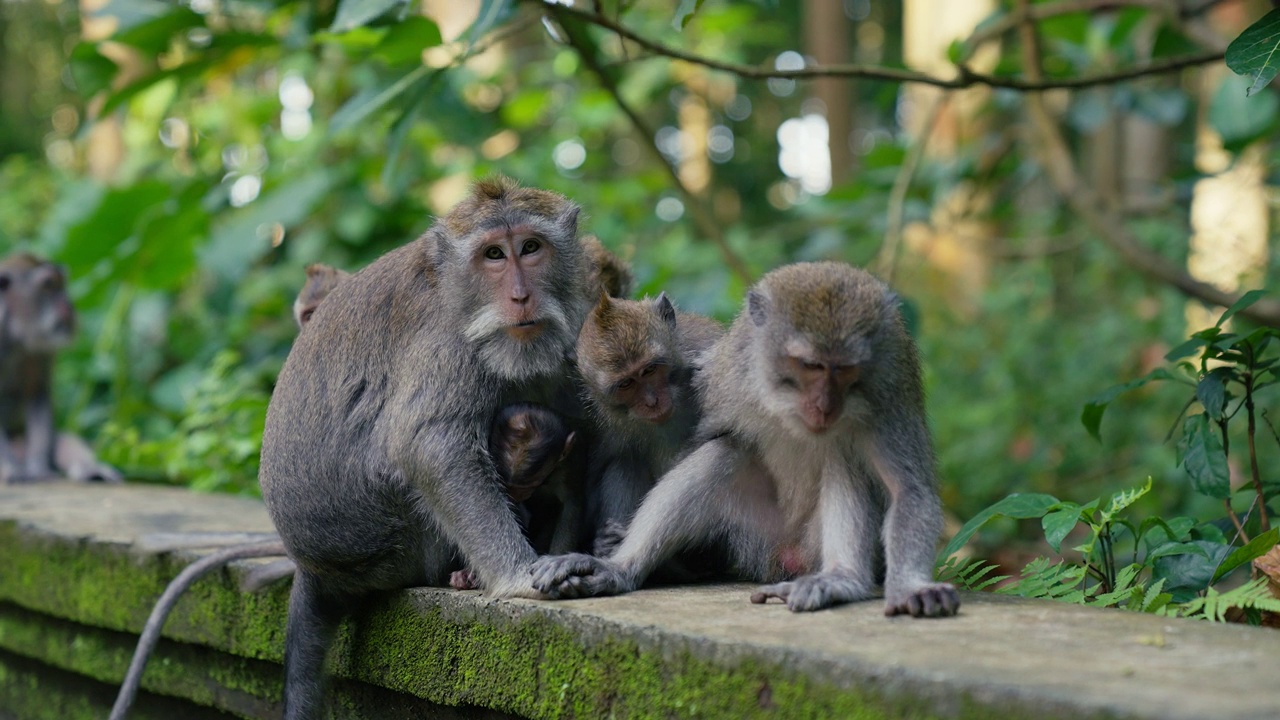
left=529, top=0, right=1223, bottom=91
left=548, top=4, right=754, bottom=285
left=1015, top=0, right=1280, bottom=328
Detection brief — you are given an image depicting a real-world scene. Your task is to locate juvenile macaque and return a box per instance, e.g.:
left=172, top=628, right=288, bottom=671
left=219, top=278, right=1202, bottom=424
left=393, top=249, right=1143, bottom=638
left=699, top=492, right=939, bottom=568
left=580, top=234, right=633, bottom=299
left=533, top=262, right=960, bottom=619
left=260, top=177, right=591, bottom=718
left=293, top=263, right=349, bottom=329
left=450, top=402, right=579, bottom=590
left=0, top=253, right=119, bottom=484
left=574, top=292, right=722, bottom=556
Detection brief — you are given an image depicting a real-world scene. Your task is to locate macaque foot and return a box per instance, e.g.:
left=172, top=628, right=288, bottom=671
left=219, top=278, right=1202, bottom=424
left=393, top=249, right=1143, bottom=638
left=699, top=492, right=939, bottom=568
left=884, top=582, right=960, bottom=618
left=530, top=553, right=631, bottom=599
left=591, top=519, right=627, bottom=557
left=450, top=568, right=482, bottom=590
left=749, top=572, right=873, bottom=612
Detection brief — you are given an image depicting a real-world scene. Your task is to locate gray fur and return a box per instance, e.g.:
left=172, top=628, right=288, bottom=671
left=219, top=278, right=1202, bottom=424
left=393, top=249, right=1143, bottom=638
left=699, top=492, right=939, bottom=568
left=534, top=262, right=959, bottom=618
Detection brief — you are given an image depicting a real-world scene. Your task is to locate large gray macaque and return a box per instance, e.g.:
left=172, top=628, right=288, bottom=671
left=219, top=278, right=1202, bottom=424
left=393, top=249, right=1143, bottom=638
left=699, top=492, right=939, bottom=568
left=0, top=252, right=120, bottom=484
left=259, top=177, right=592, bottom=718
left=532, top=262, right=960, bottom=619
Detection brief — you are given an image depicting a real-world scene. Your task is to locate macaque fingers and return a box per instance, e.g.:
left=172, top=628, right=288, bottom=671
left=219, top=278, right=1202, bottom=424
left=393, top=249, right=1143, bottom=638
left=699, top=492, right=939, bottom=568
left=884, top=582, right=960, bottom=618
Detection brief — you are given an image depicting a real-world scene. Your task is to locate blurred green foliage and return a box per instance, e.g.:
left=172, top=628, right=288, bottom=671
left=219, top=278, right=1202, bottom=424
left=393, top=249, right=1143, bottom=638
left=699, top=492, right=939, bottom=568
left=0, top=0, right=1276, bottom=562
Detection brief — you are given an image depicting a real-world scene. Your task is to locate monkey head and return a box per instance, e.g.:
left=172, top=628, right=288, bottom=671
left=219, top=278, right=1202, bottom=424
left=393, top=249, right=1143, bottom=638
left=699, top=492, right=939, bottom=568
left=576, top=292, right=684, bottom=425
left=444, top=177, right=588, bottom=381
left=580, top=234, right=633, bottom=299
left=0, top=253, right=75, bottom=353
left=293, top=263, right=349, bottom=329
left=746, top=262, right=898, bottom=436
left=490, top=403, right=576, bottom=503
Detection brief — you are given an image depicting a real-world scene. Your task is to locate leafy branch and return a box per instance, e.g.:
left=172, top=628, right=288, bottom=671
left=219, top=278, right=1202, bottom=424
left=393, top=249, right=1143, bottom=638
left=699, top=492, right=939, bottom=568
left=528, top=0, right=1224, bottom=91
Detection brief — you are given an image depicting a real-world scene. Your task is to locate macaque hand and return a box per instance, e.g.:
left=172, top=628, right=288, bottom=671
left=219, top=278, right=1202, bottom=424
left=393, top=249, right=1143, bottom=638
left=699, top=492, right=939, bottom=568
left=884, top=582, right=960, bottom=618
left=530, top=553, right=630, bottom=599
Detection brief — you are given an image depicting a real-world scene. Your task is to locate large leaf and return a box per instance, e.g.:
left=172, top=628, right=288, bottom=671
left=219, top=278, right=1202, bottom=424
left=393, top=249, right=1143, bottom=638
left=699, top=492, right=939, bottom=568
left=373, top=16, right=443, bottom=66
left=1217, top=288, right=1269, bottom=327
left=69, top=43, right=119, bottom=98
left=938, top=493, right=1060, bottom=561
left=674, top=0, right=707, bottom=30
left=1081, top=368, right=1176, bottom=441
left=1211, top=527, right=1280, bottom=584
left=1042, top=504, right=1082, bottom=553
left=60, top=181, right=170, bottom=273
left=1195, top=373, right=1225, bottom=419
left=1225, top=8, right=1280, bottom=96
left=1208, top=72, right=1279, bottom=149
left=202, top=170, right=334, bottom=281
left=329, top=66, right=429, bottom=133
left=1179, top=414, right=1230, bottom=499
left=463, top=0, right=514, bottom=46
left=1153, top=540, right=1231, bottom=599
left=331, top=0, right=408, bottom=32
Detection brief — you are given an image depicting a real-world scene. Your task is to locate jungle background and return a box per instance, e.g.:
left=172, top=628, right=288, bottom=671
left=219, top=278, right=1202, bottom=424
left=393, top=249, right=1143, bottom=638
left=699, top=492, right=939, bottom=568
left=2, top=0, right=1278, bottom=572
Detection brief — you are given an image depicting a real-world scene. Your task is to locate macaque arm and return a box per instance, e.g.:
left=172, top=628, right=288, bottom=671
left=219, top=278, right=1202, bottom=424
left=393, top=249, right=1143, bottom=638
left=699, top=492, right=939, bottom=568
left=868, top=418, right=959, bottom=617
left=548, top=486, right=583, bottom=555
left=532, top=437, right=745, bottom=598
left=592, top=456, right=651, bottom=531
left=414, top=428, right=541, bottom=598
left=21, top=394, right=56, bottom=478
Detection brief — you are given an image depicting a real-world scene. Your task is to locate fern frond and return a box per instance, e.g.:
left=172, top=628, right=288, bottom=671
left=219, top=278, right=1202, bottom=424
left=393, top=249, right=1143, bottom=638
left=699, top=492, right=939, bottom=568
left=1162, top=578, right=1280, bottom=622
left=935, top=556, right=1009, bottom=592
left=997, top=558, right=1086, bottom=600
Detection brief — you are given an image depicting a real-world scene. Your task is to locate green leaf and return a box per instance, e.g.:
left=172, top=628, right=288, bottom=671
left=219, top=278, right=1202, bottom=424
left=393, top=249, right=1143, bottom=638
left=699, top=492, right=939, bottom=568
left=373, top=16, right=443, bottom=66
left=463, top=0, right=514, bottom=46
left=1042, top=504, right=1082, bottom=553
left=1146, top=541, right=1211, bottom=562
left=1164, top=337, right=1206, bottom=361
left=1195, top=374, right=1225, bottom=419
left=1180, top=414, right=1230, bottom=499
left=1081, top=368, right=1175, bottom=441
left=332, top=0, right=408, bottom=32
left=674, top=0, right=707, bottom=30
left=69, top=43, right=119, bottom=98
left=1225, top=8, right=1280, bottom=96
left=1153, top=540, right=1231, bottom=595
left=1208, top=72, right=1279, bottom=148
left=113, top=7, right=204, bottom=53
left=203, top=170, right=334, bottom=280
left=329, top=65, right=429, bottom=133
left=381, top=73, right=439, bottom=188
left=1217, top=289, right=1268, bottom=327
left=938, top=493, right=1060, bottom=561
left=1211, top=527, right=1280, bottom=584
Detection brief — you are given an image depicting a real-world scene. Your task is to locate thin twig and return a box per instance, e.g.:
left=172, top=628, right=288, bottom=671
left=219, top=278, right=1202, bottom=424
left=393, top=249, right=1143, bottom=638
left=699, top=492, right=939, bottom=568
left=1012, top=0, right=1280, bottom=328
left=878, top=94, right=950, bottom=284
left=526, top=0, right=1223, bottom=91
left=547, top=5, right=753, bottom=284
left=1244, top=369, right=1271, bottom=531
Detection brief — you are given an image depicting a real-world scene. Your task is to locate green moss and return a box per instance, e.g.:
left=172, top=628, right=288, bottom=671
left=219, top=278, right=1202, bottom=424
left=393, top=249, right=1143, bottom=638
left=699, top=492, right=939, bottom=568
left=0, top=517, right=1075, bottom=720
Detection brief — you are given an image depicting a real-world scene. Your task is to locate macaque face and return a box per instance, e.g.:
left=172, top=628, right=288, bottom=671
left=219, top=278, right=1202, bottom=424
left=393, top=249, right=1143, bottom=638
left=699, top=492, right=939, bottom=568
left=773, top=348, right=862, bottom=435
left=474, top=227, right=553, bottom=342
left=0, top=260, right=75, bottom=352
left=610, top=359, right=674, bottom=424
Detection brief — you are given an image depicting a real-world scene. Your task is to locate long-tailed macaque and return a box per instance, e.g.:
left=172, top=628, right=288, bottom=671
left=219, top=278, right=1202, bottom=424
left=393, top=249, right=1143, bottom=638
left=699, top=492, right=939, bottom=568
left=293, top=263, right=349, bottom=329
left=0, top=253, right=119, bottom=484
left=574, top=292, right=722, bottom=556
left=532, top=262, right=960, bottom=618
left=580, top=234, right=633, bottom=299
left=260, top=177, right=591, bottom=718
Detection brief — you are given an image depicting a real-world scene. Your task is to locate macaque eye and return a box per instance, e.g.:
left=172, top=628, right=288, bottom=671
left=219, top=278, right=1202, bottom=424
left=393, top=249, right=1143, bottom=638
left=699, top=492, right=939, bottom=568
left=0, top=275, right=9, bottom=291
left=40, top=274, right=61, bottom=291
left=301, top=309, right=314, bottom=323
left=641, top=363, right=658, bottom=377
left=779, top=376, right=799, bottom=389
left=617, top=378, right=636, bottom=391
left=802, top=360, right=824, bottom=372
left=484, top=246, right=504, bottom=260
left=520, top=238, right=541, bottom=255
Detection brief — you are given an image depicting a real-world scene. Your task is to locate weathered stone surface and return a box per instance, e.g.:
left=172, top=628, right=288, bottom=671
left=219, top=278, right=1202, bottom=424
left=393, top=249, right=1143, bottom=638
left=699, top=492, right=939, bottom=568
left=2, top=482, right=1279, bottom=720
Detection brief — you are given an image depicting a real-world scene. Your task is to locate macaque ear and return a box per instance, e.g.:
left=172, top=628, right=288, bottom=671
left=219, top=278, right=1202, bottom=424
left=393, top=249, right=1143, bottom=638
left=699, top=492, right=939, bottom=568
left=654, top=292, right=677, bottom=329
left=558, top=205, right=581, bottom=239
left=561, top=431, right=577, bottom=460
left=747, top=290, right=768, bottom=327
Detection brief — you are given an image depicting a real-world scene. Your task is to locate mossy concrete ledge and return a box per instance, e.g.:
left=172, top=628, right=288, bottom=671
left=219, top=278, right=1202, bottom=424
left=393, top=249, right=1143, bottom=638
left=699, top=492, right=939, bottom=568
left=2, top=484, right=1279, bottom=720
